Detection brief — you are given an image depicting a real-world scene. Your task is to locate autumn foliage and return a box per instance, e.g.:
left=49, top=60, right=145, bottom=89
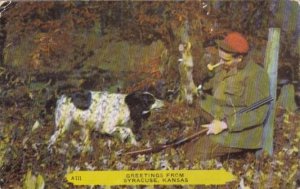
left=3, top=1, right=282, bottom=71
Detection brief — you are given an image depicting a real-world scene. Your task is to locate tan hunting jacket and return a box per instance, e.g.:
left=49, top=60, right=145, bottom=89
left=201, top=57, right=270, bottom=149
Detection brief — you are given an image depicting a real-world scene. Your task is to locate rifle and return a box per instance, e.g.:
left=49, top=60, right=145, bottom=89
left=124, top=96, right=273, bottom=156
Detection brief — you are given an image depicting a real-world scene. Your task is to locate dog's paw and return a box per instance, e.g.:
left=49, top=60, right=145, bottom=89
left=47, top=143, right=55, bottom=153
left=135, top=133, right=142, bottom=141
left=47, top=146, right=54, bottom=154
left=82, top=145, right=93, bottom=154
left=130, top=138, right=139, bottom=146
left=134, top=142, right=141, bottom=147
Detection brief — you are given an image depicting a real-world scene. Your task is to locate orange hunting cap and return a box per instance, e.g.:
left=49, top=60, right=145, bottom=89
left=216, top=32, right=249, bottom=54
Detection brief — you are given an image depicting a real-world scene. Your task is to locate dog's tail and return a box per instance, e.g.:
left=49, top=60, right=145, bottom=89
left=42, top=82, right=80, bottom=117
left=38, top=90, right=58, bottom=120
left=45, top=94, right=58, bottom=115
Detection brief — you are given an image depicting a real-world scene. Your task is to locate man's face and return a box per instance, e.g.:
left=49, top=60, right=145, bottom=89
left=218, top=49, right=242, bottom=70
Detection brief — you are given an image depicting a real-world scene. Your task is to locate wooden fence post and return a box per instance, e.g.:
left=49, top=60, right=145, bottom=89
left=261, top=28, right=281, bottom=155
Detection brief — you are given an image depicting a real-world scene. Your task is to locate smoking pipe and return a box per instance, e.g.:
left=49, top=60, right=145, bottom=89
left=207, top=62, right=224, bottom=71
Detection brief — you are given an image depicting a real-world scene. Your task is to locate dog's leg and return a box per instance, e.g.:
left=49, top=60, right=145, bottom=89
left=48, top=102, right=75, bottom=150
left=81, top=127, right=92, bottom=153
left=48, top=117, right=73, bottom=149
left=48, top=130, right=60, bottom=150
left=114, top=127, right=138, bottom=146
left=101, top=115, right=137, bottom=146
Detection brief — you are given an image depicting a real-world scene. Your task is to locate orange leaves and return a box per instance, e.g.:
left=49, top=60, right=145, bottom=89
left=39, top=20, right=62, bottom=32
left=30, top=51, right=41, bottom=69
left=34, top=33, right=57, bottom=55
left=69, top=6, right=100, bottom=27
left=137, top=13, right=161, bottom=26
left=125, top=57, right=162, bottom=93
left=138, top=57, right=161, bottom=76
left=149, top=100, right=203, bottom=128
left=30, top=29, right=72, bottom=69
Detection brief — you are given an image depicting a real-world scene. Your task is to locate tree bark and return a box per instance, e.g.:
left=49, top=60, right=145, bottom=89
left=260, top=28, right=281, bottom=156
left=0, top=17, right=6, bottom=66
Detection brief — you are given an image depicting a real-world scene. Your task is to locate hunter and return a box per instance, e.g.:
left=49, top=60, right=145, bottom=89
left=184, top=32, right=270, bottom=160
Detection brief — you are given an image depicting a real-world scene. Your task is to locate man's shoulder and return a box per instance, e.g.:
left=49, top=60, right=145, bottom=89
left=246, top=59, right=268, bottom=75
left=245, top=60, right=270, bottom=86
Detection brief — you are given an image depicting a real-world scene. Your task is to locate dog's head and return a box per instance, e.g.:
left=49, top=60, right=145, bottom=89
left=125, top=91, right=164, bottom=120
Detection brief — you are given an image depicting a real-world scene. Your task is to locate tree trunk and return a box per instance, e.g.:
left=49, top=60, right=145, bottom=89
left=0, top=17, right=6, bottom=66
left=261, top=28, right=281, bottom=155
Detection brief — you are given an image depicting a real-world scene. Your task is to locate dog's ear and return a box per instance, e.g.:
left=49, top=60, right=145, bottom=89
left=125, top=91, right=142, bottom=107
left=127, top=105, right=143, bottom=137
left=127, top=105, right=142, bottom=120
left=132, top=118, right=141, bottom=134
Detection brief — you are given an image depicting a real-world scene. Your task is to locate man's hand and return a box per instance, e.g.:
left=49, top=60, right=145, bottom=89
left=202, top=120, right=228, bottom=135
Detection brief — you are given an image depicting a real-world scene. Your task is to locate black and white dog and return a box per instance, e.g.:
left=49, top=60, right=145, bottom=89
left=48, top=90, right=164, bottom=151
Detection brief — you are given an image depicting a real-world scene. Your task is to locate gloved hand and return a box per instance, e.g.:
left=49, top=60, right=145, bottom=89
left=201, top=119, right=228, bottom=135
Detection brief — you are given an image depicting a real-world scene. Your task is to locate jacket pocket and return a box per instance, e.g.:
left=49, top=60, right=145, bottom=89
left=224, top=83, right=245, bottom=97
